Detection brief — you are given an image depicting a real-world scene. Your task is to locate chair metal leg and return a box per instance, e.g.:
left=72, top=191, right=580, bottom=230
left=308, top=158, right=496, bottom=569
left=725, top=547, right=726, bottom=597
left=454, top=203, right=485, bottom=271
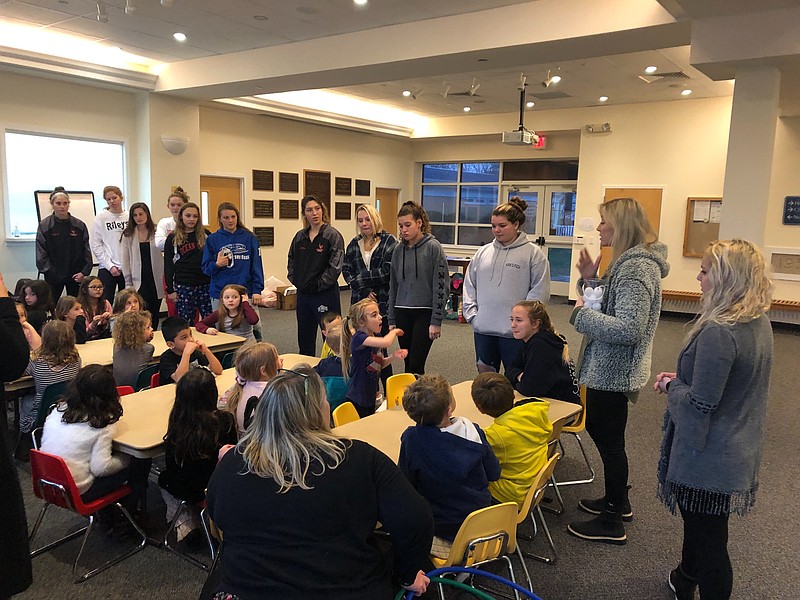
left=521, top=507, right=557, bottom=565
left=72, top=503, right=147, bottom=582
left=542, top=474, right=565, bottom=515
left=514, top=545, right=534, bottom=592
left=29, top=502, right=88, bottom=557
left=164, top=501, right=214, bottom=571
left=551, top=432, right=596, bottom=487
left=502, top=555, right=521, bottom=600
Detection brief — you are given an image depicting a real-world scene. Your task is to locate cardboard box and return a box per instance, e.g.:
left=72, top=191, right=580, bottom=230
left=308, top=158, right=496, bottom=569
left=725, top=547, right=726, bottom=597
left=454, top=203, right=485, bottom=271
left=276, top=285, right=297, bottom=311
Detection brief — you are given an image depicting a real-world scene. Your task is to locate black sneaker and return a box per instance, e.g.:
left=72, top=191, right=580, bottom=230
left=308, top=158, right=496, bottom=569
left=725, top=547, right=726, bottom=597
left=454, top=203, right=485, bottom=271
left=567, top=513, right=627, bottom=545
left=578, top=496, right=633, bottom=522
left=668, top=567, right=697, bottom=600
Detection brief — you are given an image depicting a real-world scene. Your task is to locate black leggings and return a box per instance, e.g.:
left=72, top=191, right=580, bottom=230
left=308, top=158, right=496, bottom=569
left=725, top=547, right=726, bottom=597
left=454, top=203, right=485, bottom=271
left=394, top=308, right=434, bottom=375
left=585, top=388, right=629, bottom=509
left=680, top=506, right=732, bottom=599
left=295, top=287, right=341, bottom=357
left=97, top=268, right=126, bottom=306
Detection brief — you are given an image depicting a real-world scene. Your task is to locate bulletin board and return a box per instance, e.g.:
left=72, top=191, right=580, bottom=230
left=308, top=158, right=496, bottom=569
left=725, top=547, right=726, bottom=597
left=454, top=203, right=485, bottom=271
left=35, top=190, right=98, bottom=262
left=683, top=197, right=722, bottom=257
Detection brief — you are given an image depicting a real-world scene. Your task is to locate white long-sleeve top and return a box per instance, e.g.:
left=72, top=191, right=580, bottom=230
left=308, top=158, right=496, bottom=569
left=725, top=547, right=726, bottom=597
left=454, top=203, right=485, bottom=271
left=155, top=216, right=177, bottom=251
left=40, top=408, right=129, bottom=494
left=90, top=209, right=128, bottom=271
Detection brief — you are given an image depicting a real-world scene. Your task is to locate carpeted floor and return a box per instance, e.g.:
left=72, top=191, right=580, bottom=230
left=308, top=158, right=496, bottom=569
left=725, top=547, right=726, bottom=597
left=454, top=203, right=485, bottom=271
left=9, top=293, right=800, bottom=599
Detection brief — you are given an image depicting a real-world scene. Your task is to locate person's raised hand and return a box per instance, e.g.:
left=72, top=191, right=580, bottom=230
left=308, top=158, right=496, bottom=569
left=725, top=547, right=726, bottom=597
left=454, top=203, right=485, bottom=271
left=576, top=248, right=602, bottom=280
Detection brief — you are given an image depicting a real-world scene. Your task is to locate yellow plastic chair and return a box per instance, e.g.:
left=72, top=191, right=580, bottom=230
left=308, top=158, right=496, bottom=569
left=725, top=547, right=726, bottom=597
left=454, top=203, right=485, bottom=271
left=385, top=373, right=416, bottom=408
left=332, top=401, right=360, bottom=427
left=555, top=385, right=595, bottom=487
left=430, top=502, right=531, bottom=600
left=516, top=452, right=561, bottom=566
left=542, top=419, right=566, bottom=515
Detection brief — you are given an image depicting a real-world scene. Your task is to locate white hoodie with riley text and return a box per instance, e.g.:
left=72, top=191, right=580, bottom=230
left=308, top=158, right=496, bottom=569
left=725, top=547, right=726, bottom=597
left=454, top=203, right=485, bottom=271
left=91, top=209, right=129, bottom=271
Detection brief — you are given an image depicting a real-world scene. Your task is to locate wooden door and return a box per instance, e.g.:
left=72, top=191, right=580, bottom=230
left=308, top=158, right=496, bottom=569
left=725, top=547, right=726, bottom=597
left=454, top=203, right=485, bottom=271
left=376, top=188, right=399, bottom=237
left=200, top=176, right=242, bottom=233
left=599, top=188, right=662, bottom=275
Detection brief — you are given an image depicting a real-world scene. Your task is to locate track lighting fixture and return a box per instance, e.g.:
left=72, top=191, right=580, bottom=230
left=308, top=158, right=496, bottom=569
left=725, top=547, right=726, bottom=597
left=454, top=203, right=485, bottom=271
left=161, top=0, right=174, bottom=6
left=125, top=0, right=136, bottom=14
left=585, top=122, right=612, bottom=134
left=542, top=69, right=561, bottom=88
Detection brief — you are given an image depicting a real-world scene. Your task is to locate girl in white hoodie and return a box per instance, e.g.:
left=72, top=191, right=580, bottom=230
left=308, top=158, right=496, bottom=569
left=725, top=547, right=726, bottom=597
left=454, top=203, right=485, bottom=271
left=463, top=198, right=551, bottom=374
left=91, top=185, right=128, bottom=305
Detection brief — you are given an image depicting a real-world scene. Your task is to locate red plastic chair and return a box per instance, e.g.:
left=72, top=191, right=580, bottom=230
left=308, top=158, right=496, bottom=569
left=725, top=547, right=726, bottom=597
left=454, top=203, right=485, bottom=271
left=28, top=449, right=146, bottom=582
left=150, top=372, right=160, bottom=389
left=117, top=386, right=135, bottom=396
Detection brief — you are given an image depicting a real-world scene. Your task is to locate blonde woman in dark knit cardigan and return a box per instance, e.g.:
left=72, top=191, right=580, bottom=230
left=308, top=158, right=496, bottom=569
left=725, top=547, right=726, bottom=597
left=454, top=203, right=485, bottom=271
left=654, top=240, right=773, bottom=600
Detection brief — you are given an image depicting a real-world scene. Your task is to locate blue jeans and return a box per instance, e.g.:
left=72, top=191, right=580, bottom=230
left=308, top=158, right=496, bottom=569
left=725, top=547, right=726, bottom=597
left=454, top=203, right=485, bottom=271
left=473, top=332, right=523, bottom=374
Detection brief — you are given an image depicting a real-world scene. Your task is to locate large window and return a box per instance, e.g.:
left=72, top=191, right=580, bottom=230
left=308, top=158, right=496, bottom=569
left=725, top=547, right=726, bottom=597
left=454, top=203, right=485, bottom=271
left=421, top=162, right=499, bottom=246
left=4, top=131, right=125, bottom=238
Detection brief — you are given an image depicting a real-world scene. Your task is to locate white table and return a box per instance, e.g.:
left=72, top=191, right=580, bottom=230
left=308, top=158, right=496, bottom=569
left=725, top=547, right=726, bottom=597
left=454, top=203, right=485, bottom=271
left=5, top=328, right=246, bottom=393
left=112, top=354, right=321, bottom=458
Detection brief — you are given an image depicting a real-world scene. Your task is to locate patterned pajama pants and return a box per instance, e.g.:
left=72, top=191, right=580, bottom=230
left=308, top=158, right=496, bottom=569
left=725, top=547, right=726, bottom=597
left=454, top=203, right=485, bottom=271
left=175, top=284, right=212, bottom=326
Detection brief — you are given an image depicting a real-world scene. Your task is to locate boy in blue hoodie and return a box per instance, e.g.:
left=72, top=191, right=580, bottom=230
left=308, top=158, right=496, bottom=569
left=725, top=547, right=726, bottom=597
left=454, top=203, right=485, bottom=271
left=399, top=374, right=500, bottom=557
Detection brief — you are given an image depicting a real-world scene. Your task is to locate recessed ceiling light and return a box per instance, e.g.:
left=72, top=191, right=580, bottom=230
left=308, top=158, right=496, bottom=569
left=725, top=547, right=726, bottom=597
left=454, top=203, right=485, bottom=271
left=599, top=96, right=609, bottom=102
left=681, top=89, right=693, bottom=96
left=526, top=101, right=535, bottom=108
left=253, top=15, right=268, bottom=20
left=550, top=74, right=562, bottom=84
left=402, top=90, right=411, bottom=97
left=173, top=32, right=187, bottom=42
left=463, top=106, right=471, bottom=112
left=645, top=65, right=658, bottom=74
left=353, top=0, right=367, bottom=5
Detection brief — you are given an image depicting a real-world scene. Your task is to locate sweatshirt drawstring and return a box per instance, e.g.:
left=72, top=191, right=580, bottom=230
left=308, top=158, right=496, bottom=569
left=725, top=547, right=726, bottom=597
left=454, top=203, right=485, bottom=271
left=414, top=245, right=419, bottom=278
left=402, top=246, right=406, bottom=280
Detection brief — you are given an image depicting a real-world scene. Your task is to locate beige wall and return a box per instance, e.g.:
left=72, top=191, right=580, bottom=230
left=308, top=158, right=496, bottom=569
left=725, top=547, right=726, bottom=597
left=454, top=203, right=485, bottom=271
left=198, top=106, right=414, bottom=284
left=767, top=117, right=800, bottom=300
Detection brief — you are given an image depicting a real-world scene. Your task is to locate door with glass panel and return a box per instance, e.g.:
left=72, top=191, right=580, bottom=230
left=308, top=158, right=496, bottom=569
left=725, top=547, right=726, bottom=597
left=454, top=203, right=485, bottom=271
left=500, top=184, right=576, bottom=296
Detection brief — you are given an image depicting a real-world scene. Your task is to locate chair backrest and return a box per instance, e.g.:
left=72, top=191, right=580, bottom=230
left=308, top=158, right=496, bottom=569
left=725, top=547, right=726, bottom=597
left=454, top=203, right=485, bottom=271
left=220, top=352, right=235, bottom=370
left=34, top=380, right=69, bottom=430
left=562, top=385, right=587, bottom=433
left=322, top=377, right=348, bottom=413
left=29, top=449, right=83, bottom=512
left=441, top=502, right=519, bottom=566
left=385, top=373, right=416, bottom=409
left=546, top=419, right=564, bottom=459
left=332, top=401, right=360, bottom=427
left=150, top=372, right=160, bottom=389
left=134, top=364, right=159, bottom=391
left=516, top=452, right=561, bottom=526
left=117, top=385, right=135, bottom=396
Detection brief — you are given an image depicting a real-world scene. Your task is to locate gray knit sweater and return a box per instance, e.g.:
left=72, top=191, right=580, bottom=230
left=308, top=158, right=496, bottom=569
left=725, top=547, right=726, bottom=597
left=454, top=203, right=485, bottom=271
left=387, top=234, right=449, bottom=327
left=657, top=316, right=773, bottom=516
left=571, top=242, right=669, bottom=393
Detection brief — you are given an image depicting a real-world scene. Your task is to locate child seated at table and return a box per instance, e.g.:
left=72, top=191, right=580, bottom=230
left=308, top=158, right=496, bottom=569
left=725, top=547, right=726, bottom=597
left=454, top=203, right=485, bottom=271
left=313, top=324, right=346, bottom=415
left=471, top=372, right=552, bottom=508
left=112, top=310, right=155, bottom=388
left=110, top=288, right=146, bottom=333
left=219, top=341, right=281, bottom=433
left=16, top=301, right=41, bottom=351
left=159, top=368, right=238, bottom=543
left=40, top=364, right=150, bottom=522
left=158, top=316, right=223, bottom=384
left=17, top=320, right=82, bottom=460
left=399, top=374, right=500, bottom=558
left=55, top=295, right=87, bottom=344
left=319, top=310, right=342, bottom=359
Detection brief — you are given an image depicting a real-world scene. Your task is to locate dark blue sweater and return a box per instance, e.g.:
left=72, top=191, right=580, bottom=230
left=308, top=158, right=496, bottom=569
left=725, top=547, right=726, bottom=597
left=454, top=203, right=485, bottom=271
left=399, top=421, right=500, bottom=540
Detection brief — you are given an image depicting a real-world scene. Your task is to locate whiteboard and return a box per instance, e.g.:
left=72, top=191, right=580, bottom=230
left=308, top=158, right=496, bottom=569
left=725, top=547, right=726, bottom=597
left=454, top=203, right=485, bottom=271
left=35, top=190, right=98, bottom=264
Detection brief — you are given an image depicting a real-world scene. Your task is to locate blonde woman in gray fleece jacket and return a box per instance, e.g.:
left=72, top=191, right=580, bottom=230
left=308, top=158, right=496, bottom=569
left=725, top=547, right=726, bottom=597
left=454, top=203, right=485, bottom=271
left=463, top=198, right=550, bottom=373
left=567, top=197, right=669, bottom=545
left=654, top=240, right=772, bottom=600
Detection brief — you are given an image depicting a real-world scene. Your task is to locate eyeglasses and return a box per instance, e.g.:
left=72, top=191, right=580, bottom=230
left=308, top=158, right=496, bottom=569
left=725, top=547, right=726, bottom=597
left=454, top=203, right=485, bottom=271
left=88, top=285, right=104, bottom=290
left=278, top=368, right=309, bottom=395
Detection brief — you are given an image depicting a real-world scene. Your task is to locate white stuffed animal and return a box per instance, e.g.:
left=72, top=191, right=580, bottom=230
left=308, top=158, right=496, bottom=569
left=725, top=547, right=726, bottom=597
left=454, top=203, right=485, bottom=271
left=582, top=285, right=604, bottom=311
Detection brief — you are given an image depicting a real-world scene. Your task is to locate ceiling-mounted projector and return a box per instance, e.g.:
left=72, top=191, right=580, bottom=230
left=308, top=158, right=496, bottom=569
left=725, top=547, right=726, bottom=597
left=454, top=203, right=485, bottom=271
left=502, top=130, right=539, bottom=146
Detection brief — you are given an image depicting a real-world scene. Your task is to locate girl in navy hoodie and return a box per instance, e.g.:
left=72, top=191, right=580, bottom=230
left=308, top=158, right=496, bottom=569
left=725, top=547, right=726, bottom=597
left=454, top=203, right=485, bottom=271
left=201, top=203, right=264, bottom=309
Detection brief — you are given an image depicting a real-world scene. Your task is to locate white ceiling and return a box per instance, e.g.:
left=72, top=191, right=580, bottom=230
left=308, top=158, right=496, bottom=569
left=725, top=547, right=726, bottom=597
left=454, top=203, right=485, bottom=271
left=0, top=0, right=798, bottom=119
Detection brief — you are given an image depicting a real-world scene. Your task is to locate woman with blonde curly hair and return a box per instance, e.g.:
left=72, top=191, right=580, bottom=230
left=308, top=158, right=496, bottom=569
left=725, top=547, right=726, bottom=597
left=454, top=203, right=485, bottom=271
left=111, top=310, right=155, bottom=388
left=206, top=365, right=433, bottom=600
left=654, top=240, right=773, bottom=600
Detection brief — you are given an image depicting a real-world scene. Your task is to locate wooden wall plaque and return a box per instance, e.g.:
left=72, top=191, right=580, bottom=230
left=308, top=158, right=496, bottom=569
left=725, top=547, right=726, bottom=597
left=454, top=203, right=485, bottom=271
left=304, top=170, right=331, bottom=213
left=252, top=170, right=274, bottom=191
left=279, top=172, right=299, bottom=193
left=335, top=177, right=352, bottom=196
left=355, top=179, right=371, bottom=197
left=253, top=199, right=274, bottom=218
left=335, top=202, right=352, bottom=220
left=254, top=226, right=275, bottom=246
left=279, top=199, right=299, bottom=220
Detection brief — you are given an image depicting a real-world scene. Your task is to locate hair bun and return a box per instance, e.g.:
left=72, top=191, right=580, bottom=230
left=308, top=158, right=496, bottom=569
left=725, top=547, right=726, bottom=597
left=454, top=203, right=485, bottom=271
left=508, top=197, right=528, bottom=212
left=54, top=185, right=66, bottom=193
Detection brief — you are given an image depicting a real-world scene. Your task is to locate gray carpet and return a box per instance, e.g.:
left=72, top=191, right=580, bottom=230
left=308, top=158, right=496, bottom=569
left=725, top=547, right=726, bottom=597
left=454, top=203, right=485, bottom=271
left=11, top=294, right=800, bottom=599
